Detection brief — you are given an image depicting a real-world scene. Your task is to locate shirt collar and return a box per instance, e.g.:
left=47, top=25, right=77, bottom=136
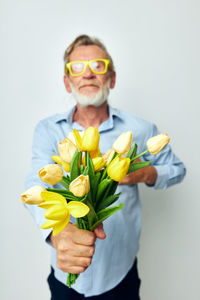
left=54, top=104, right=123, bottom=130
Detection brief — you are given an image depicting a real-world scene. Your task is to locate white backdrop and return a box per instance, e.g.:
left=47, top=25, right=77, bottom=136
left=1, top=0, right=199, bottom=299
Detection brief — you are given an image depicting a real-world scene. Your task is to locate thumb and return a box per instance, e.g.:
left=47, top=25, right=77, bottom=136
left=94, top=223, right=106, bottom=240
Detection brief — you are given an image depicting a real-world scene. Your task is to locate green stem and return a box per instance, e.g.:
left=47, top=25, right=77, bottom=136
left=66, top=218, right=89, bottom=287
left=132, top=149, right=148, bottom=161
left=80, top=151, right=82, bottom=165
left=101, top=168, right=107, bottom=181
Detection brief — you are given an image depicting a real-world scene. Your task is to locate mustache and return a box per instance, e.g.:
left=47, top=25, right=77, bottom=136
left=78, top=81, right=100, bottom=88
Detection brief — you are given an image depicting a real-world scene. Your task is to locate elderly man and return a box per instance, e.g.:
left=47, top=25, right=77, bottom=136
left=25, top=35, right=186, bottom=299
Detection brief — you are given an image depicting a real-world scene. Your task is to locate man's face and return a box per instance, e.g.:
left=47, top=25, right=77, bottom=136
left=64, top=45, right=116, bottom=107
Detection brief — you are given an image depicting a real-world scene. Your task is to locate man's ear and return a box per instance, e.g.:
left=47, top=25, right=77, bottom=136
left=110, top=71, right=116, bottom=89
left=63, top=75, right=72, bottom=93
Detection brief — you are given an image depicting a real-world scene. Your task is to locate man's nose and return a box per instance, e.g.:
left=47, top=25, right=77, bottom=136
left=83, top=65, right=95, bottom=79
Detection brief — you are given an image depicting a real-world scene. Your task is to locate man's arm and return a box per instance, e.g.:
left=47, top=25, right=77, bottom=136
left=119, top=158, right=158, bottom=185
left=119, top=124, right=186, bottom=188
left=50, top=223, right=106, bottom=274
left=24, top=120, right=106, bottom=273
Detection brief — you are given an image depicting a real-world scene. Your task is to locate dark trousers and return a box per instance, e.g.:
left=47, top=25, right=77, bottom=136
left=47, top=259, right=141, bottom=300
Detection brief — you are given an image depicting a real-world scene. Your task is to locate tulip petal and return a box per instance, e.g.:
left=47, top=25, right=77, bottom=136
left=44, top=204, right=68, bottom=220
left=21, top=186, right=45, bottom=205
left=147, top=133, right=170, bottom=155
left=69, top=175, right=90, bottom=197
left=90, top=147, right=100, bottom=159
left=113, top=131, right=133, bottom=155
left=41, top=219, right=61, bottom=229
left=92, top=157, right=105, bottom=172
left=107, top=155, right=130, bottom=182
left=58, top=138, right=77, bottom=164
left=66, top=201, right=90, bottom=218
left=102, top=149, right=115, bottom=166
left=38, top=200, right=60, bottom=208
left=41, top=191, right=66, bottom=204
left=73, top=129, right=83, bottom=150
left=52, top=215, right=70, bottom=236
left=38, top=164, right=63, bottom=185
left=82, top=127, right=100, bottom=151
left=62, top=161, right=70, bottom=172
left=52, top=155, right=63, bottom=165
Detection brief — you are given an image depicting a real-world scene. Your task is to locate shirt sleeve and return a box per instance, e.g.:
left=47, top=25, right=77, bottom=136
left=143, top=124, right=186, bottom=190
left=24, top=120, right=55, bottom=243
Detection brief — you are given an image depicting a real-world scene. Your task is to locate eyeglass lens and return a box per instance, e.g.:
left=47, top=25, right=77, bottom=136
left=70, top=60, right=106, bottom=74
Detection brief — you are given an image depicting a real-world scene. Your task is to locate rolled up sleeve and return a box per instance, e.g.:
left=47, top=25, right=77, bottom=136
left=144, top=124, right=186, bottom=190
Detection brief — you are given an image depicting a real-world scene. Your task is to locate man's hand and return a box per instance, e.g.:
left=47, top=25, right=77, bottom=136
left=50, top=223, right=106, bottom=274
left=119, top=159, right=157, bottom=185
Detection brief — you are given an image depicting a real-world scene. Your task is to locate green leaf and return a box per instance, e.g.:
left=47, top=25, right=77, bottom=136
left=128, top=161, right=152, bottom=173
left=100, top=167, right=107, bottom=181
left=93, top=171, right=102, bottom=199
left=95, top=171, right=102, bottom=184
left=90, top=203, right=124, bottom=231
left=108, top=180, right=118, bottom=195
left=77, top=218, right=89, bottom=230
left=80, top=164, right=85, bottom=174
left=82, top=166, right=89, bottom=176
left=85, top=198, right=98, bottom=230
left=95, top=178, right=113, bottom=206
left=85, top=152, right=95, bottom=177
left=46, top=188, right=86, bottom=202
left=85, top=151, right=98, bottom=203
left=59, top=176, right=70, bottom=189
left=46, top=188, right=66, bottom=193
left=127, top=143, right=138, bottom=159
left=96, top=193, right=121, bottom=212
left=70, top=150, right=80, bottom=181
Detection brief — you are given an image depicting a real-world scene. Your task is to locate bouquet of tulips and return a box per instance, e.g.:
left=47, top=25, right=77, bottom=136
left=21, top=127, right=170, bottom=287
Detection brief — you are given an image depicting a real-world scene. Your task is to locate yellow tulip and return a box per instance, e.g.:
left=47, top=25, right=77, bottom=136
left=62, top=161, right=70, bottom=172
left=82, top=146, right=101, bottom=167
left=38, top=164, right=63, bottom=185
left=69, top=175, right=90, bottom=197
left=73, top=127, right=100, bottom=152
left=90, top=146, right=100, bottom=159
left=102, top=149, right=115, bottom=166
left=82, top=127, right=100, bottom=151
left=21, top=186, right=46, bottom=204
left=147, top=133, right=170, bottom=155
left=68, top=130, right=84, bottom=145
left=52, top=155, right=70, bottom=172
left=52, top=155, right=63, bottom=165
left=58, top=138, right=77, bottom=164
left=92, top=157, right=105, bottom=172
left=113, top=131, right=133, bottom=155
left=39, top=191, right=89, bottom=236
left=107, top=155, right=130, bottom=182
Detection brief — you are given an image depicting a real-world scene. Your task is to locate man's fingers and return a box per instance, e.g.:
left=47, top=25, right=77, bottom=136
left=57, top=264, right=86, bottom=274
left=70, top=256, right=92, bottom=268
left=72, top=227, right=96, bottom=245
left=60, top=223, right=96, bottom=246
left=119, top=173, right=135, bottom=185
left=94, top=223, right=106, bottom=240
left=57, top=253, right=93, bottom=273
left=65, top=243, right=95, bottom=258
left=58, top=254, right=92, bottom=268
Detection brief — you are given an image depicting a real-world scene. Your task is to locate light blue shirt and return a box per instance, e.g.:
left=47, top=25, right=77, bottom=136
left=25, top=105, right=186, bottom=297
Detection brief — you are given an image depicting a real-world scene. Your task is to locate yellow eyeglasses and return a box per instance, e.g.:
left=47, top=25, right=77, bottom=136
left=66, top=59, right=110, bottom=77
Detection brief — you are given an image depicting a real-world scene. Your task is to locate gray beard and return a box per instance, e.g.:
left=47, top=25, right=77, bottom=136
left=69, top=79, right=111, bottom=107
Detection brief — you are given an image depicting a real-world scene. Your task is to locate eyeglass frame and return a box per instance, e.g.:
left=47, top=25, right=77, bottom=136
left=65, top=58, right=110, bottom=77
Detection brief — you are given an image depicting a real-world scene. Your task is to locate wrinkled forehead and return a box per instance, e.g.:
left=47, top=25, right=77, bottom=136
left=69, top=45, right=108, bottom=62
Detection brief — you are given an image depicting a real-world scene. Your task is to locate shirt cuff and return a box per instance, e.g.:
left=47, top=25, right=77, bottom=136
left=149, top=165, right=169, bottom=190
